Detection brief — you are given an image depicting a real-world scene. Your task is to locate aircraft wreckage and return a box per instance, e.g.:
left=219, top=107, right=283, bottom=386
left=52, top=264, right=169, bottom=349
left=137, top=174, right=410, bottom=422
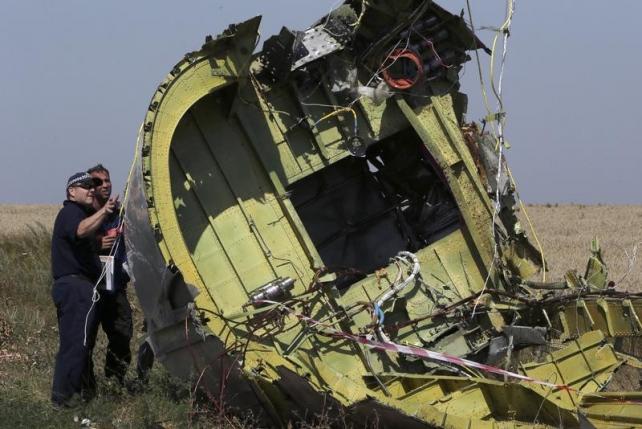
left=124, top=1, right=642, bottom=427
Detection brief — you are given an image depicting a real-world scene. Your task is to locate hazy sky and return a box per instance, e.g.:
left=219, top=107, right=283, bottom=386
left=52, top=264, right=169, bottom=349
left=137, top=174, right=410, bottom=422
left=1, top=1, right=641, bottom=204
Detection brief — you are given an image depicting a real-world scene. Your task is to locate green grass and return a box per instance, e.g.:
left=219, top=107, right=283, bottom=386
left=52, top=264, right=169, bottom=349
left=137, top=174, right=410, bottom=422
left=0, top=226, right=247, bottom=429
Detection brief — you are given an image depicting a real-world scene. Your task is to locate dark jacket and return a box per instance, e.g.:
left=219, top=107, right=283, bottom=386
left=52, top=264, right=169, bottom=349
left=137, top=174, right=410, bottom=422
left=51, top=201, right=102, bottom=282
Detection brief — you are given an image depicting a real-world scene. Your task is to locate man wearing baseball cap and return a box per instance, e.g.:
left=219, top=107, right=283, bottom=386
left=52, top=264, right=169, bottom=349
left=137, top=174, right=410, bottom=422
left=50, top=172, right=117, bottom=408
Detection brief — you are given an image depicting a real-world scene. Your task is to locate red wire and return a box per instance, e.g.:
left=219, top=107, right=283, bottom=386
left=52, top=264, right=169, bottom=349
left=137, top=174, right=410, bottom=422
left=382, top=48, right=424, bottom=90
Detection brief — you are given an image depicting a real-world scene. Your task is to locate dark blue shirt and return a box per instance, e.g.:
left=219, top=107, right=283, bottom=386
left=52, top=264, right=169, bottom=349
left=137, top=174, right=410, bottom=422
left=51, top=201, right=102, bottom=282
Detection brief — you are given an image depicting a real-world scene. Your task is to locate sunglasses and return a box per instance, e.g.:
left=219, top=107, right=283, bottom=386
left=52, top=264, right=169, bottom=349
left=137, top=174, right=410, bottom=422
left=73, top=183, right=95, bottom=190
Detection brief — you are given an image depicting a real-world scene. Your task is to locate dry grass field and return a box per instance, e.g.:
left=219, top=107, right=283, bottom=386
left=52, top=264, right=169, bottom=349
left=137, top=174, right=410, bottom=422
left=1, top=203, right=641, bottom=428
left=520, top=204, right=642, bottom=292
left=0, top=204, right=60, bottom=236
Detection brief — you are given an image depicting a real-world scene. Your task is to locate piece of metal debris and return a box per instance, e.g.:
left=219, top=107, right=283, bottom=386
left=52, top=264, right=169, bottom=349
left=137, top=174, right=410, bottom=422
left=124, top=1, right=642, bottom=427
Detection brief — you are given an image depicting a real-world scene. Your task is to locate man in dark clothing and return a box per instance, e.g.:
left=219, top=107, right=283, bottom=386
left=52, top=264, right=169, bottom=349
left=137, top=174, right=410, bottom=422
left=88, top=164, right=133, bottom=385
left=51, top=172, right=117, bottom=407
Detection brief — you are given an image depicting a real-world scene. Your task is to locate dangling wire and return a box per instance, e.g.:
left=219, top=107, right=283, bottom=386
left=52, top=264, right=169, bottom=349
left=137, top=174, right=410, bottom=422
left=350, top=0, right=367, bottom=28
left=466, top=0, right=496, bottom=138
left=465, top=0, right=548, bottom=313
left=468, top=0, right=517, bottom=317
left=490, top=0, right=515, bottom=150
left=492, top=0, right=547, bottom=281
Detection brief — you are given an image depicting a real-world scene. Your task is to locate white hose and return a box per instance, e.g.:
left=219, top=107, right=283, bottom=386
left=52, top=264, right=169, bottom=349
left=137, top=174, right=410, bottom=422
left=375, top=251, right=421, bottom=343
left=376, top=251, right=420, bottom=309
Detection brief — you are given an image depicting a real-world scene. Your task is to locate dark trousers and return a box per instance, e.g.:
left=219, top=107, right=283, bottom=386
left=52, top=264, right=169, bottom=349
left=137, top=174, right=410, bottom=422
left=136, top=337, right=155, bottom=383
left=51, top=276, right=99, bottom=406
left=97, top=288, right=133, bottom=383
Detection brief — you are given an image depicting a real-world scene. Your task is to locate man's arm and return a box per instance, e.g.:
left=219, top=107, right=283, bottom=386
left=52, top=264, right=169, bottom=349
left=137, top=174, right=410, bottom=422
left=77, top=197, right=117, bottom=238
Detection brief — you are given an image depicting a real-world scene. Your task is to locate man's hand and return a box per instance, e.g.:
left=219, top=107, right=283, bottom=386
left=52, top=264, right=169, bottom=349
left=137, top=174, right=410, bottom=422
left=102, top=195, right=119, bottom=215
left=100, top=235, right=116, bottom=251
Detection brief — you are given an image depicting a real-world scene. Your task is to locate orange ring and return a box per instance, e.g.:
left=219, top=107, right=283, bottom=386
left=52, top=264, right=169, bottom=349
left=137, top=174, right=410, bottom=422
left=382, top=48, right=424, bottom=90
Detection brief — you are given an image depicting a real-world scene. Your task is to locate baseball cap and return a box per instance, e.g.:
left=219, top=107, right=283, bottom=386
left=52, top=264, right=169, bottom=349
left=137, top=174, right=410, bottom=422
left=66, top=172, right=101, bottom=189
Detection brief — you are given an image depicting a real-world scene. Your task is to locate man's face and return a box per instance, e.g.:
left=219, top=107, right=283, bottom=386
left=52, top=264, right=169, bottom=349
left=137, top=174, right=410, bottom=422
left=90, top=170, right=111, bottom=202
left=68, top=183, right=95, bottom=207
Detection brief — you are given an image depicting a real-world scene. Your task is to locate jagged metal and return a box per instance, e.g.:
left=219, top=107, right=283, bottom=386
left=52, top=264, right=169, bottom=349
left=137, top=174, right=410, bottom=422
left=124, top=1, right=642, bottom=427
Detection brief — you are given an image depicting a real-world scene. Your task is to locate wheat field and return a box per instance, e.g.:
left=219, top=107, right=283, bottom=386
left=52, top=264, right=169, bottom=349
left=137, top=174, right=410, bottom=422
left=520, top=204, right=642, bottom=291
left=0, top=204, right=60, bottom=236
